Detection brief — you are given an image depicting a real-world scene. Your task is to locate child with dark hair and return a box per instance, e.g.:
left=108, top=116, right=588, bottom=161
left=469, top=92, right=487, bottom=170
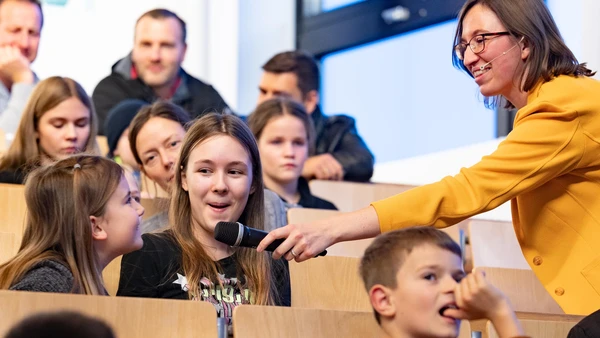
left=104, top=99, right=148, bottom=171
left=5, top=311, right=115, bottom=338
left=359, top=227, right=526, bottom=338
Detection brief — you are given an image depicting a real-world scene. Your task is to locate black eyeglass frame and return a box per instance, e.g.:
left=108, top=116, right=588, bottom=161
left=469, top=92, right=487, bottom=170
left=454, top=31, right=511, bottom=61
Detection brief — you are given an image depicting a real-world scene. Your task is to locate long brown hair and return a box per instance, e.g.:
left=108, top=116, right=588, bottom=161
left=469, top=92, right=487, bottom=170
left=248, top=97, right=316, bottom=155
left=0, top=77, right=99, bottom=172
left=169, top=112, right=280, bottom=304
left=0, top=155, right=123, bottom=294
left=452, top=0, right=595, bottom=107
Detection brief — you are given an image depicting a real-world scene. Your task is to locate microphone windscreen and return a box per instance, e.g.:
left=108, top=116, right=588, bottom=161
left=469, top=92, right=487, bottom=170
left=214, top=222, right=240, bottom=246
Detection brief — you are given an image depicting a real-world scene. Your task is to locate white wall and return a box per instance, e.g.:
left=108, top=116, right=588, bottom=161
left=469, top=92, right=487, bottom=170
left=237, top=0, right=296, bottom=114
left=34, top=1, right=210, bottom=95
left=547, top=0, right=600, bottom=76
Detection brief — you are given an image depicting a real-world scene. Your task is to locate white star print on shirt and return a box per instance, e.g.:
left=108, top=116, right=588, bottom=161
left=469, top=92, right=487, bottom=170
left=173, top=273, right=189, bottom=292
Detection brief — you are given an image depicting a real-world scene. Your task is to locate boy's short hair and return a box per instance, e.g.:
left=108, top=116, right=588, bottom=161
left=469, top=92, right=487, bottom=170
left=359, top=227, right=462, bottom=323
left=5, top=311, right=115, bottom=338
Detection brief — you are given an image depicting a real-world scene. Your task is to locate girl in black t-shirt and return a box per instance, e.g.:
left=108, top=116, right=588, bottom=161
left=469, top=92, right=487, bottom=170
left=118, top=113, right=290, bottom=324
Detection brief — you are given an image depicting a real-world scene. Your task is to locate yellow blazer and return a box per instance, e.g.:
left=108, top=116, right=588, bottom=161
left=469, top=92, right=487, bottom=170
left=372, top=75, right=600, bottom=315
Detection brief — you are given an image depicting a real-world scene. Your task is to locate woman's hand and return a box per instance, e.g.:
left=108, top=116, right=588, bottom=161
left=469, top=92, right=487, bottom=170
left=257, top=206, right=381, bottom=262
left=257, top=221, right=335, bottom=261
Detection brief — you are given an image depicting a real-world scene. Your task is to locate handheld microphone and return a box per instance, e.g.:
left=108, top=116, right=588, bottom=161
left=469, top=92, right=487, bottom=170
left=479, top=37, right=524, bottom=71
left=214, top=221, right=327, bottom=257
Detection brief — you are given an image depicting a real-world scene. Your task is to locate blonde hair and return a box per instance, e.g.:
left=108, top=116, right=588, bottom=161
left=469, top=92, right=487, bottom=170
left=169, top=112, right=281, bottom=304
left=0, top=76, right=99, bottom=172
left=0, top=155, right=123, bottom=294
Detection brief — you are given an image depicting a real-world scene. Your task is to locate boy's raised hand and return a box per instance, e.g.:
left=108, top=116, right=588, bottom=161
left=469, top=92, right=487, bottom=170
left=444, top=269, right=525, bottom=338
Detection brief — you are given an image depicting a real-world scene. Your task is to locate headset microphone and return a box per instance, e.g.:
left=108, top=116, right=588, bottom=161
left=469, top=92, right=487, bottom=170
left=479, top=37, right=525, bottom=71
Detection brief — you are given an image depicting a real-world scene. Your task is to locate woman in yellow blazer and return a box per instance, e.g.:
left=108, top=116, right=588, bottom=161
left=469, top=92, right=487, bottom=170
left=258, top=0, right=600, bottom=316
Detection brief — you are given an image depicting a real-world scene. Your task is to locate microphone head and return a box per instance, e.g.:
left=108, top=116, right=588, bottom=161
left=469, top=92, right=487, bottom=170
left=214, top=221, right=243, bottom=246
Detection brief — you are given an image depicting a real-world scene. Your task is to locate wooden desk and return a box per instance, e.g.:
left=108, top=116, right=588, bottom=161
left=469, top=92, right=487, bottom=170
left=485, top=312, right=583, bottom=338
left=0, top=183, right=26, bottom=248
left=478, top=267, right=563, bottom=315
left=102, top=256, right=122, bottom=296
left=0, top=290, right=218, bottom=338
left=234, top=305, right=471, bottom=338
left=0, top=232, right=16, bottom=264
left=468, top=219, right=529, bottom=270
left=309, top=180, right=413, bottom=212
left=289, top=255, right=370, bottom=312
left=233, top=305, right=387, bottom=338
left=96, top=135, right=109, bottom=156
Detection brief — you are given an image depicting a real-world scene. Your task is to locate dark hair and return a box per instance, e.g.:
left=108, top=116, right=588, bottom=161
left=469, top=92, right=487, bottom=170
left=105, top=99, right=148, bottom=157
left=128, top=101, right=191, bottom=166
left=248, top=97, right=316, bottom=154
left=0, top=0, right=43, bottom=28
left=262, top=51, right=320, bottom=98
left=359, top=227, right=462, bottom=324
left=452, top=0, right=595, bottom=108
left=136, top=8, right=186, bottom=43
left=5, top=311, right=115, bottom=338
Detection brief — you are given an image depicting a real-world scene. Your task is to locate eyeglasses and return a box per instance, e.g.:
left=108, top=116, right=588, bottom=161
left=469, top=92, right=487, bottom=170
left=454, top=32, right=511, bottom=61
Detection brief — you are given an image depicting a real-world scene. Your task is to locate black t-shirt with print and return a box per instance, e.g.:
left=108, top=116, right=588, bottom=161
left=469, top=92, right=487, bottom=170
left=117, top=231, right=290, bottom=323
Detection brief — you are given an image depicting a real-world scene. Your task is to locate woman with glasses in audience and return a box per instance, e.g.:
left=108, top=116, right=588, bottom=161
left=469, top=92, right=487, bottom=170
left=118, top=113, right=290, bottom=331
left=259, top=0, right=600, bottom=316
left=0, top=77, right=99, bottom=184
left=0, top=155, right=144, bottom=294
left=248, top=97, right=336, bottom=210
left=128, top=101, right=288, bottom=233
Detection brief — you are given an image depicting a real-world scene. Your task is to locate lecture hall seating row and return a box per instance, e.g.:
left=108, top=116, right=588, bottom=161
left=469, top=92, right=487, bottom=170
left=0, top=178, right=585, bottom=337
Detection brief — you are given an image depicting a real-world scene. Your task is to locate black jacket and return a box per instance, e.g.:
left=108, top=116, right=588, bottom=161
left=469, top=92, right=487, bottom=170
left=278, top=177, right=338, bottom=211
left=0, top=168, right=24, bottom=184
left=311, top=106, right=374, bottom=182
left=92, top=54, right=230, bottom=135
left=568, top=309, right=600, bottom=338
left=297, top=177, right=337, bottom=210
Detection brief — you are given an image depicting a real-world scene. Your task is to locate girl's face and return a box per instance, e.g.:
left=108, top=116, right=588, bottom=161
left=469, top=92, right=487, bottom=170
left=135, top=117, right=186, bottom=191
left=181, top=135, right=253, bottom=237
left=94, top=175, right=145, bottom=260
left=257, top=114, right=308, bottom=186
left=36, top=97, right=90, bottom=162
